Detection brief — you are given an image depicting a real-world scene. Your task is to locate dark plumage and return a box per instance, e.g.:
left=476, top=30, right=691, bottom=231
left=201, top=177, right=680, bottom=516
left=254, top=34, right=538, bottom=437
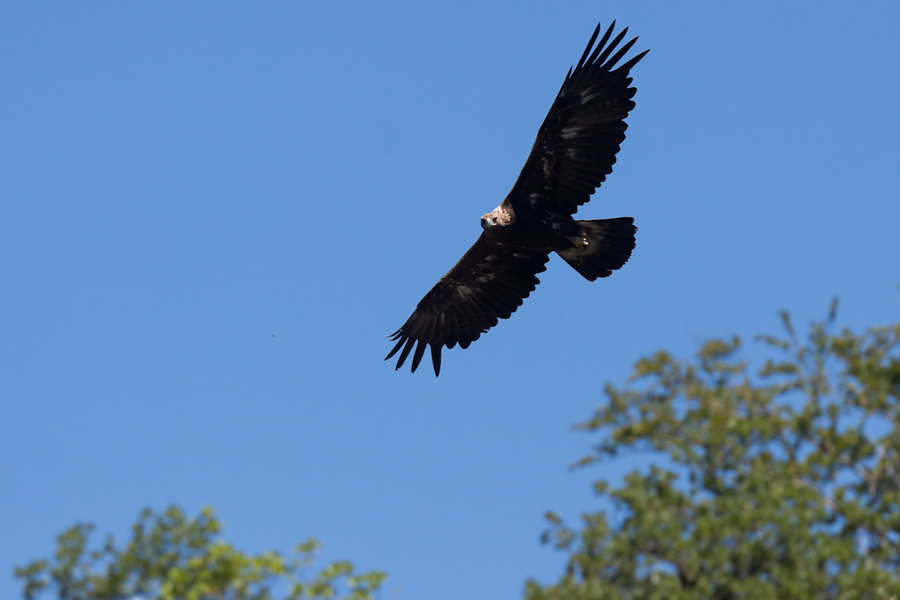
left=387, top=22, right=648, bottom=376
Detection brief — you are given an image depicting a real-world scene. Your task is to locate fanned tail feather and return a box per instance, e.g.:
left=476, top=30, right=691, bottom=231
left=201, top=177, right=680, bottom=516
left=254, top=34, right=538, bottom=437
left=556, top=217, right=636, bottom=281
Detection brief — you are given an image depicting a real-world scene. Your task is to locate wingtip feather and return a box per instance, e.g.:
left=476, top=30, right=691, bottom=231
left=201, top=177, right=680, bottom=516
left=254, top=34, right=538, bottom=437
left=431, top=343, right=442, bottom=377
left=620, top=48, right=650, bottom=72
left=395, top=337, right=415, bottom=370
left=410, top=339, right=427, bottom=373
left=576, top=22, right=602, bottom=71
left=385, top=335, right=406, bottom=361
left=607, top=36, right=638, bottom=69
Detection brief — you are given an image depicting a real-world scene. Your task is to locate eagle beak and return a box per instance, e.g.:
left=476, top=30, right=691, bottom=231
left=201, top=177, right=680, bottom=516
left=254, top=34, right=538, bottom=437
left=481, top=217, right=489, bottom=230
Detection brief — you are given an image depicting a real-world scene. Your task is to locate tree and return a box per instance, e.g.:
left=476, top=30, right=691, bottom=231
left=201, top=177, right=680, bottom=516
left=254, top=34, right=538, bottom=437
left=15, top=505, right=387, bottom=600
left=527, top=302, right=900, bottom=599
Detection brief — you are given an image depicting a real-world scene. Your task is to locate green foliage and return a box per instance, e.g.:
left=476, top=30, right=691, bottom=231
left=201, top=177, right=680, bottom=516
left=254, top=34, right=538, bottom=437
left=15, top=505, right=387, bottom=600
left=527, top=302, right=900, bottom=599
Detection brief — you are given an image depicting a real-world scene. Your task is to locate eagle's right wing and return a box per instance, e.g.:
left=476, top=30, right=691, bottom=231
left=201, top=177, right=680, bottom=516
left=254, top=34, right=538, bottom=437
left=506, top=22, right=647, bottom=216
left=386, top=234, right=549, bottom=376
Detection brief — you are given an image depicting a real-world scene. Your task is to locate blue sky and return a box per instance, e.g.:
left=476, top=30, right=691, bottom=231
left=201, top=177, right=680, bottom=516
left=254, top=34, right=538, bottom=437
left=1, top=2, right=898, bottom=599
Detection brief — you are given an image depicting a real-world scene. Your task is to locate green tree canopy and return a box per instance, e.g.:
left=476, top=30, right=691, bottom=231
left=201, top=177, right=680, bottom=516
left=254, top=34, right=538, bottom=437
left=15, top=505, right=387, bottom=600
left=527, top=303, right=900, bottom=600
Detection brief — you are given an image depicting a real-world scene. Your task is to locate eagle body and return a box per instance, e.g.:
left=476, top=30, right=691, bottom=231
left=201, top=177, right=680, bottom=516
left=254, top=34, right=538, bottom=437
left=387, top=22, right=647, bottom=376
left=482, top=202, right=569, bottom=247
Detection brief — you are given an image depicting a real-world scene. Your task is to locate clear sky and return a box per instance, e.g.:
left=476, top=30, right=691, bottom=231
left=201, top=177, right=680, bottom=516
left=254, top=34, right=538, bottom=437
left=2, top=2, right=898, bottom=599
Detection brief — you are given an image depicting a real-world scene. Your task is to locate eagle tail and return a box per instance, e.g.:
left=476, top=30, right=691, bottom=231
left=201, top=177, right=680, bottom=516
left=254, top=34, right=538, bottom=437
left=556, top=217, right=636, bottom=281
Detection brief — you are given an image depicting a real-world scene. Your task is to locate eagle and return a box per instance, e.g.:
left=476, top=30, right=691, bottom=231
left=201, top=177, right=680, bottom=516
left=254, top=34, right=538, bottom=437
left=386, top=22, right=648, bottom=376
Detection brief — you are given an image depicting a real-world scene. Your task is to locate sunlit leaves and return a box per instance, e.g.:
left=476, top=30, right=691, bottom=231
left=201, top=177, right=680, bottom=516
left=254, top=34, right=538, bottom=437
left=528, top=301, right=900, bottom=599
left=15, top=506, right=387, bottom=600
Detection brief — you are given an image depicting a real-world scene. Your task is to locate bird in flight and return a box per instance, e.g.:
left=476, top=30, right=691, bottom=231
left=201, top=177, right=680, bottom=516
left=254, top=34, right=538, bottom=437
left=386, top=22, right=648, bottom=376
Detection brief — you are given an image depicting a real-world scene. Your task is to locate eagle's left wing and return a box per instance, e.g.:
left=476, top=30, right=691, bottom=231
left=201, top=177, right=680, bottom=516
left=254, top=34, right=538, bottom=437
left=386, top=234, right=549, bottom=376
left=507, top=22, right=648, bottom=216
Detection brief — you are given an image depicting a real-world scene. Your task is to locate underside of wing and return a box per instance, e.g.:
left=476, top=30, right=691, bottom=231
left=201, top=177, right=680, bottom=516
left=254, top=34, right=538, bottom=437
left=386, top=234, right=549, bottom=376
left=508, top=22, right=648, bottom=215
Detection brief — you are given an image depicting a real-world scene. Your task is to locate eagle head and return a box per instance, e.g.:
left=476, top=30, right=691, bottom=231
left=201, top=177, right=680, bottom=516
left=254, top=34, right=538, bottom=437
left=481, top=205, right=512, bottom=231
